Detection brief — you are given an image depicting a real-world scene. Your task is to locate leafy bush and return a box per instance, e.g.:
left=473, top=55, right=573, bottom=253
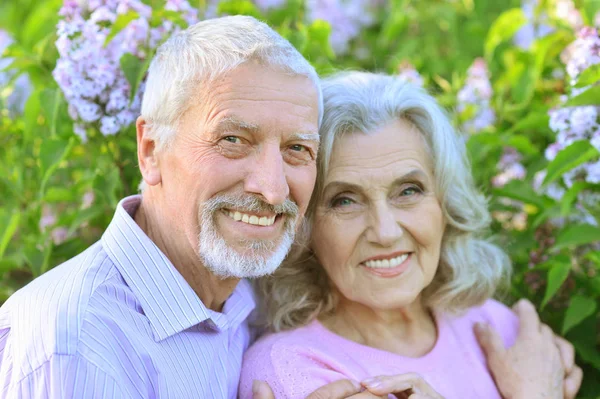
left=1, top=0, right=599, bottom=395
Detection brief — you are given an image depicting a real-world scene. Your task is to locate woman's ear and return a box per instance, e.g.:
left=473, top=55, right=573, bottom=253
left=136, top=116, right=162, bottom=187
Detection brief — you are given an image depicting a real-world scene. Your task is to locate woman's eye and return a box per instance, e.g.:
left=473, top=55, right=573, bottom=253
left=223, top=136, right=242, bottom=144
left=331, top=197, right=354, bottom=207
left=399, top=185, right=423, bottom=197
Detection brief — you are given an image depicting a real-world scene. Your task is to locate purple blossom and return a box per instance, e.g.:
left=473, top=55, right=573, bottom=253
left=397, top=62, right=423, bottom=87
left=492, top=147, right=526, bottom=188
left=585, top=161, right=600, bottom=184
left=306, top=0, right=380, bottom=54
left=0, top=30, right=32, bottom=117
left=253, top=0, right=287, bottom=10
left=514, top=0, right=554, bottom=50
left=457, top=58, right=495, bottom=133
left=54, top=0, right=196, bottom=139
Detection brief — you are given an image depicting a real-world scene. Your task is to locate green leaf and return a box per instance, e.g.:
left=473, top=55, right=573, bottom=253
left=216, top=0, right=261, bottom=18
left=38, top=137, right=76, bottom=200
left=560, top=181, right=597, bottom=216
left=506, top=135, right=538, bottom=156
left=150, top=9, right=188, bottom=28
left=553, top=224, right=600, bottom=250
left=307, top=19, right=335, bottom=60
left=575, top=64, right=600, bottom=88
left=541, top=262, right=570, bottom=308
left=104, top=11, right=139, bottom=46
left=0, top=211, right=20, bottom=259
left=565, top=86, right=600, bottom=107
left=563, top=295, right=596, bottom=335
left=492, top=179, right=547, bottom=208
left=44, top=187, right=75, bottom=202
left=39, top=88, right=63, bottom=137
left=484, top=8, right=527, bottom=60
left=504, top=111, right=550, bottom=136
left=543, top=141, right=600, bottom=186
left=120, top=53, right=151, bottom=103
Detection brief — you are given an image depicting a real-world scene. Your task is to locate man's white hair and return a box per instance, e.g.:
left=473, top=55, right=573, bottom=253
left=140, top=15, right=323, bottom=152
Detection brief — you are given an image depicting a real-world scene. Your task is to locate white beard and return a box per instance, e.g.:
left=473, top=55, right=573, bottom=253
left=197, top=194, right=298, bottom=279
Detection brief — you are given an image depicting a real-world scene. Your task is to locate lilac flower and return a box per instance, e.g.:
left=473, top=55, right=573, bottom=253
left=53, top=0, right=196, bottom=139
left=542, top=27, right=600, bottom=192
left=554, top=0, right=583, bottom=30
left=585, top=161, right=600, bottom=184
left=306, top=0, right=380, bottom=54
left=562, top=27, right=600, bottom=82
left=492, top=147, right=527, bottom=188
left=0, top=30, right=32, bottom=117
left=397, top=62, right=423, bottom=87
left=253, top=0, right=287, bottom=11
left=514, top=0, right=554, bottom=50
left=457, top=58, right=496, bottom=133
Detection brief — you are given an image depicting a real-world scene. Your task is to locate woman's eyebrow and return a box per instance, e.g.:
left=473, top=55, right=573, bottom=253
left=322, top=181, right=364, bottom=195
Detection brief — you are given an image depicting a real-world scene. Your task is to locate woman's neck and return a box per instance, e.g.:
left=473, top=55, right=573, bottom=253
left=319, top=296, right=438, bottom=358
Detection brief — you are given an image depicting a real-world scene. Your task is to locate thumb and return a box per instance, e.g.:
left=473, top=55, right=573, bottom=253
left=252, top=380, right=275, bottom=399
left=474, top=322, right=506, bottom=360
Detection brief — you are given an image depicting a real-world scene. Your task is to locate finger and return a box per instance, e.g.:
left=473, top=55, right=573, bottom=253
left=513, top=299, right=540, bottom=338
left=252, top=380, right=275, bottom=399
left=307, top=379, right=363, bottom=399
left=362, top=374, right=441, bottom=397
left=347, top=391, right=385, bottom=399
left=474, top=322, right=506, bottom=360
left=564, top=366, right=583, bottom=399
left=554, top=335, right=575, bottom=374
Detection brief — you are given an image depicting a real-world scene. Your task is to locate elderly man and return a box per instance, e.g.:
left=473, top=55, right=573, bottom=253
left=0, top=15, right=321, bottom=398
left=0, top=15, right=580, bottom=399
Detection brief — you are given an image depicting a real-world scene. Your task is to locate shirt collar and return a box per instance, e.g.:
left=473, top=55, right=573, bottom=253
left=101, top=195, right=256, bottom=341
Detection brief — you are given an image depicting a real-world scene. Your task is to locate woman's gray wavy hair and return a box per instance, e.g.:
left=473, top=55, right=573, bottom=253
left=256, top=71, right=511, bottom=332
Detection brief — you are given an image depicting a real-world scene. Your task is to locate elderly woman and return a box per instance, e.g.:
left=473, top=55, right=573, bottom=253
left=240, top=72, right=580, bottom=399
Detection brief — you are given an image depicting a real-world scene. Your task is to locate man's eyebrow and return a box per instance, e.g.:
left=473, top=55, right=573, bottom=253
left=215, top=117, right=259, bottom=132
left=288, top=132, right=320, bottom=144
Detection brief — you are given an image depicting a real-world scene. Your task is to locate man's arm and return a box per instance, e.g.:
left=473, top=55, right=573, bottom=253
left=7, top=353, right=129, bottom=399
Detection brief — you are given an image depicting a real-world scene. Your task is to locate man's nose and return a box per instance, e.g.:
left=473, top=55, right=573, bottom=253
left=365, top=202, right=403, bottom=247
left=244, top=144, right=289, bottom=206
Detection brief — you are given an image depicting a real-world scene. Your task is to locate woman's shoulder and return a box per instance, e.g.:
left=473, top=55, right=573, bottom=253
left=240, top=321, right=340, bottom=399
left=452, top=298, right=519, bottom=347
left=244, top=319, right=327, bottom=360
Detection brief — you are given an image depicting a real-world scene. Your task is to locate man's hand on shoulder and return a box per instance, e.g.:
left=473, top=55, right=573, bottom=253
left=474, top=299, right=582, bottom=399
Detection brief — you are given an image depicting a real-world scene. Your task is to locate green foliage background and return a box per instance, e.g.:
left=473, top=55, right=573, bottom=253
left=1, top=0, right=599, bottom=396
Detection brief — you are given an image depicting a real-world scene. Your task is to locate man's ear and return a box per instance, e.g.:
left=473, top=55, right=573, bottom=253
left=136, top=116, right=162, bottom=187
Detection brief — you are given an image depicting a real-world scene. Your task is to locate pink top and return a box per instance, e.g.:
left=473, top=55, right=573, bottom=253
left=240, top=299, right=518, bottom=399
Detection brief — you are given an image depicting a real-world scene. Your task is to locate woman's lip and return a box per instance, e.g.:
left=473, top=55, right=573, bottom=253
left=360, top=254, right=412, bottom=278
left=362, top=251, right=411, bottom=263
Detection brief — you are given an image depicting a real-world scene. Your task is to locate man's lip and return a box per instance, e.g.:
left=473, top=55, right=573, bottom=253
left=361, top=251, right=412, bottom=263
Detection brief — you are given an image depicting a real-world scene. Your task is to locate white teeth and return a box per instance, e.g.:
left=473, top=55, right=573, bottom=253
left=226, top=211, right=277, bottom=226
left=364, top=254, right=409, bottom=268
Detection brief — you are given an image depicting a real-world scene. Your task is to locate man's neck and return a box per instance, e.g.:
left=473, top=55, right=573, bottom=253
left=133, top=195, right=239, bottom=312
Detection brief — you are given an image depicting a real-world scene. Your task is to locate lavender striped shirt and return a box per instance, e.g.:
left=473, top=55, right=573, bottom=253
left=0, top=195, right=256, bottom=398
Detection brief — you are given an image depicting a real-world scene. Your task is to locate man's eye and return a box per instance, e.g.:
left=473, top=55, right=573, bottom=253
left=290, top=144, right=308, bottom=152
left=223, top=136, right=242, bottom=144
